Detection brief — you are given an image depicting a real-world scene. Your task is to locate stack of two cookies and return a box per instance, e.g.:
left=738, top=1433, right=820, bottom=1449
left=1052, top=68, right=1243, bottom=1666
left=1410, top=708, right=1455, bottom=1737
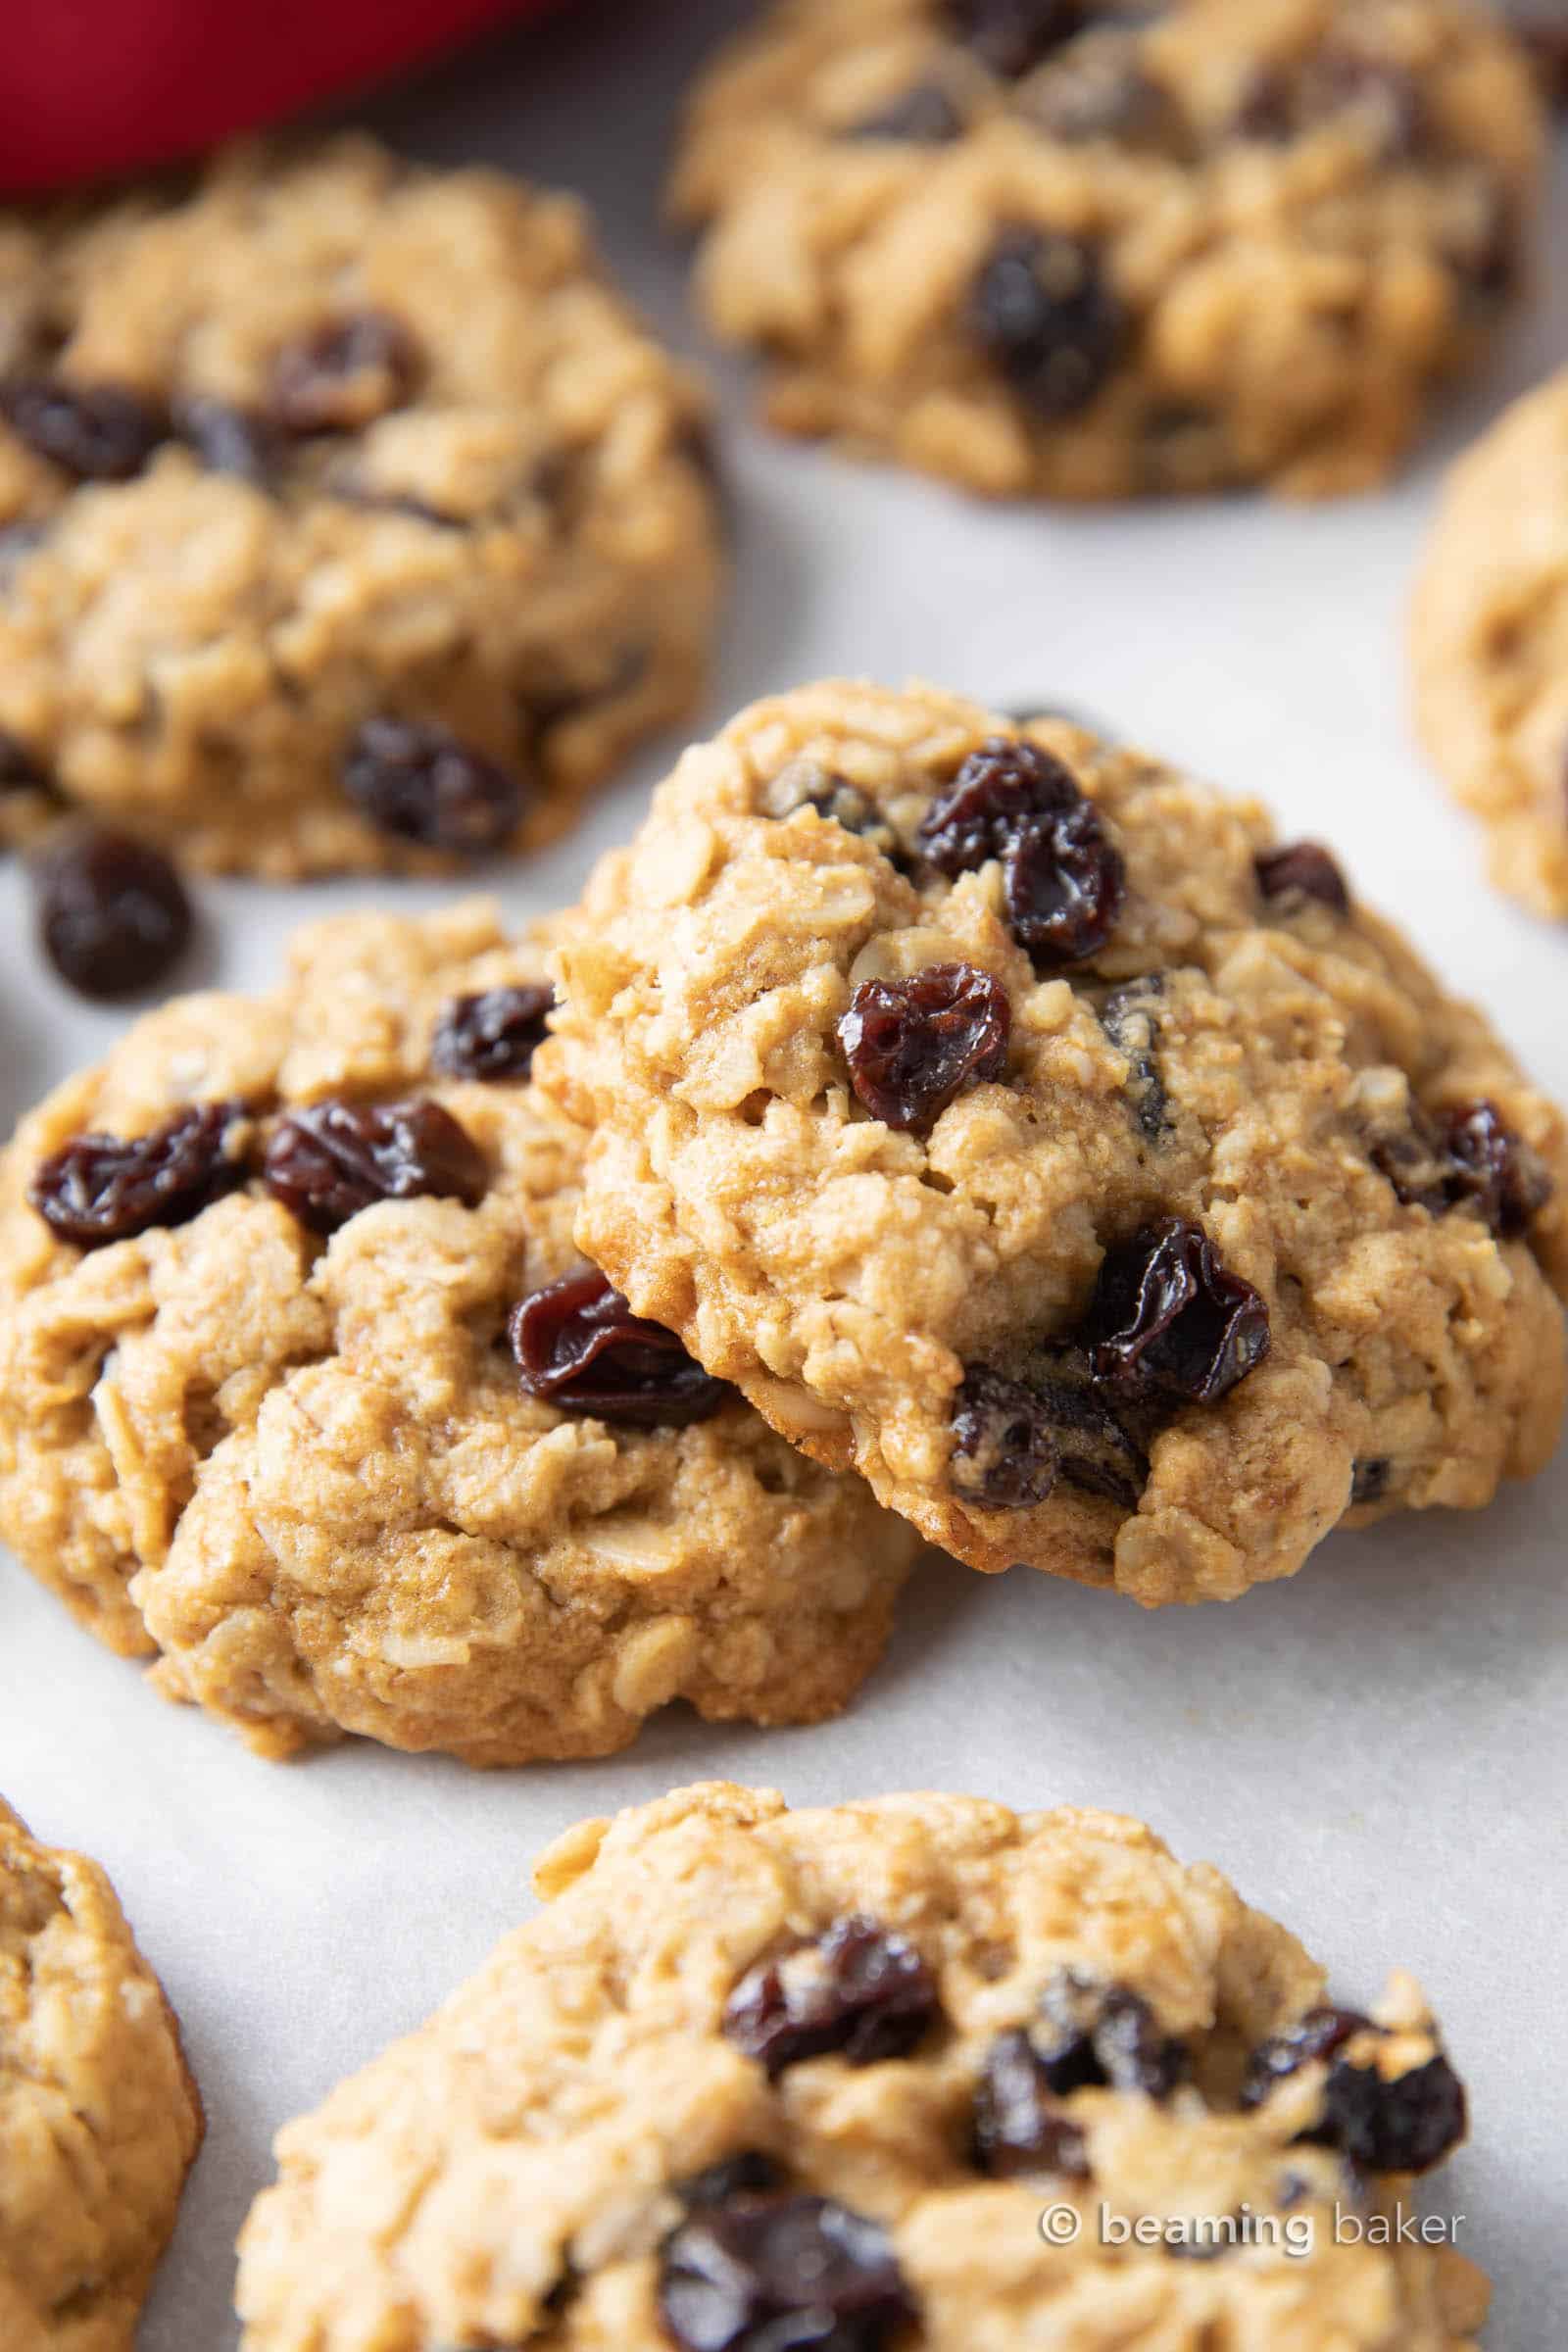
left=5, top=675, right=1566, bottom=2349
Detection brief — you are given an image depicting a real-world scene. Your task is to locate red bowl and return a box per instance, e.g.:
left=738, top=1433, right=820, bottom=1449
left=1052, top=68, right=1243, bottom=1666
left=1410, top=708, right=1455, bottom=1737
left=0, top=0, right=548, bottom=193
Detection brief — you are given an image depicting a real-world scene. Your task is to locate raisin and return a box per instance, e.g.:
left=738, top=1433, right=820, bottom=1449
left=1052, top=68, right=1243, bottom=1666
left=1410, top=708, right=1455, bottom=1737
left=172, top=395, right=277, bottom=486
left=849, top=82, right=964, bottom=142
left=1036, top=1967, right=1186, bottom=2098
left=1242, top=2007, right=1466, bottom=2175
left=270, top=312, right=420, bottom=434
left=34, top=828, right=193, bottom=1001
left=659, top=2192, right=915, bottom=2352
left=1318, top=2052, right=1468, bottom=2176
left=1255, top=842, right=1350, bottom=916
left=1374, top=1101, right=1551, bottom=1240
left=840, top=963, right=1010, bottom=1133
left=0, top=728, right=55, bottom=798
left=1, top=378, right=165, bottom=480
left=1100, top=976, right=1168, bottom=1140
left=680, top=2153, right=788, bottom=2209
left=29, top=1102, right=249, bottom=1249
left=949, top=1363, right=1062, bottom=1509
left=723, top=1916, right=940, bottom=2077
left=1078, top=1218, right=1271, bottom=1406
left=973, top=2030, right=1090, bottom=2180
left=1350, top=1457, right=1391, bottom=1507
left=429, top=984, right=556, bottom=1082
left=1241, top=2005, right=1370, bottom=2107
left=510, top=1266, right=729, bottom=1428
left=969, top=229, right=1125, bottom=421
left=342, top=716, right=527, bottom=855
left=919, top=736, right=1125, bottom=968
left=947, top=0, right=1084, bottom=78
left=264, top=1099, right=487, bottom=1233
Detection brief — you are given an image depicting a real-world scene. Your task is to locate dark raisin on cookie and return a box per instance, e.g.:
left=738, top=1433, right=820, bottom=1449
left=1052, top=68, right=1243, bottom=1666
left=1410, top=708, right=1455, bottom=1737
left=1099, top=976, right=1168, bottom=1140
left=1078, top=1218, right=1271, bottom=1406
left=1, top=378, right=166, bottom=481
left=1373, top=1101, right=1551, bottom=1241
left=849, top=83, right=965, bottom=142
left=969, top=228, right=1125, bottom=421
left=510, top=1266, right=729, bottom=1427
left=1350, top=1457, right=1392, bottom=1507
left=0, top=727, right=57, bottom=798
left=1255, top=842, right=1350, bottom=917
left=1035, top=1967, right=1186, bottom=2098
left=1242, top=2005, right=1466, bottom=2175
left=973, top=2029, right=1091, bottom=2180
left=263, top=1099, right=487, bottom=1234
left=659, top=2191, right=916, bottom=2352
left=29, top=1102, right=249, bottom=1249
left=270, top=312, right=420, bottom=435
left=429, top=985, right=556, bottom=1082
left=723, top=1916, right=940, bottom=2077
left=34, top=827, right=193, bottom=1001
left=172, top=395, right=278, bottom=486
left=1504, top=3, right=1568, bottom=101
left=947, top=0, right=1085, bottom=79
left=342, top=716, right=528, bottom=855
left=839, top=963, right=1010, bottom=1133
left=680, top=2153, right=789, bottom=2210
left=920, top=736, right=1125, bottom=968
left=949, top=1363, right=1063, bottom=1508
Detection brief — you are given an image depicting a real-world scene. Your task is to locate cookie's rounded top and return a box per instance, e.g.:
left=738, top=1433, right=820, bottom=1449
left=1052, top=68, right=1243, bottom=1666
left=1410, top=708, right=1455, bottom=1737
left=544, top=679, right=1568, bottom=1602
left=0, top=137, right=720, bottom=876
left=1412, top=363, right=1568, bottom=920
left=0, top=1798, right=202, bottom=2352
left=671, top=0, right=1543, bottom=500
left=235, top=1781, right=1487, bottom=2351
left=0, top=902, right=915, bottom=1765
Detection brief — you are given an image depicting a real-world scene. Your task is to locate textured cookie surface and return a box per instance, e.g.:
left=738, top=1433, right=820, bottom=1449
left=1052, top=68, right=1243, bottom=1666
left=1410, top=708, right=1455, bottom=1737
left=1412, top=365, right=1568, bottom=919
left=0, top=136, right=721, bottom=876
left=236, top=1781, right=1488, bottom=2350
left=0, top=904, right=914, bottom=1764
left=671, top=0, right=1543, bottom=501
left=0, top=1798, right=202, bottom=2352
left=545, top=680, right=1568, bottom=1603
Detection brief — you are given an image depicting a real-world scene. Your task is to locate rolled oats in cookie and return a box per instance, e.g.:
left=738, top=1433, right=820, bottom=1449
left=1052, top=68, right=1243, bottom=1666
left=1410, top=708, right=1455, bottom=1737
left=670, top=0, right=1544, bottom=501
left=1412, top=365, right=1568, bottom=920
left=234, top=1781, right=1489, bottom=2351
left=0, top=903, right=915, bottom=1764
left=0, top=1798, right=203, bottom=2352
left=544, top=680, right=1568, bottom=1603
left=0, top=136, right=722, bottom=877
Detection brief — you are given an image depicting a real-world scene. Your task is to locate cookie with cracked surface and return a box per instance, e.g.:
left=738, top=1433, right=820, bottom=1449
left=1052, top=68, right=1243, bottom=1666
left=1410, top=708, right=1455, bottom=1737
left=0, top=903, right=915, bottom=1764
left=0, top=1798, right=203, bottom=2352
left=0, top=136, right=721, bottom=878
left=670, top=0, right=1543, bottom=501
left=235, top=1780, right=1488, bottom=2351
left=1412, top=365, right=1568, bottom=920
left=543, top=680, right=1568, bottom=1603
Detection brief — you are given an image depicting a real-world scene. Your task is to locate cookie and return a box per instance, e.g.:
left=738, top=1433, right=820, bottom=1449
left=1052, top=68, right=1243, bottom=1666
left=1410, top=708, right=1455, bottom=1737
left=543, top=680, right=1568, bottom=1604
left=235, top=1780, right=1488, bottom=2351
left=1411, top=367, right=1568, bottom=921
left=0, top=136, right=721, bottom=878
left=0, top=903, right=916, bottom=1764
left=670, top=0, right=1544, bottom=501
left=0, top=1797, right=203, bottom=2352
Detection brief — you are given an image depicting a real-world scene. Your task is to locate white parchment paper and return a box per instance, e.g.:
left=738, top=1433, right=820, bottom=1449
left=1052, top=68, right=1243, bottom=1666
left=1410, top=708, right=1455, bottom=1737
left=2, top=5, right=1565, bottom=2340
